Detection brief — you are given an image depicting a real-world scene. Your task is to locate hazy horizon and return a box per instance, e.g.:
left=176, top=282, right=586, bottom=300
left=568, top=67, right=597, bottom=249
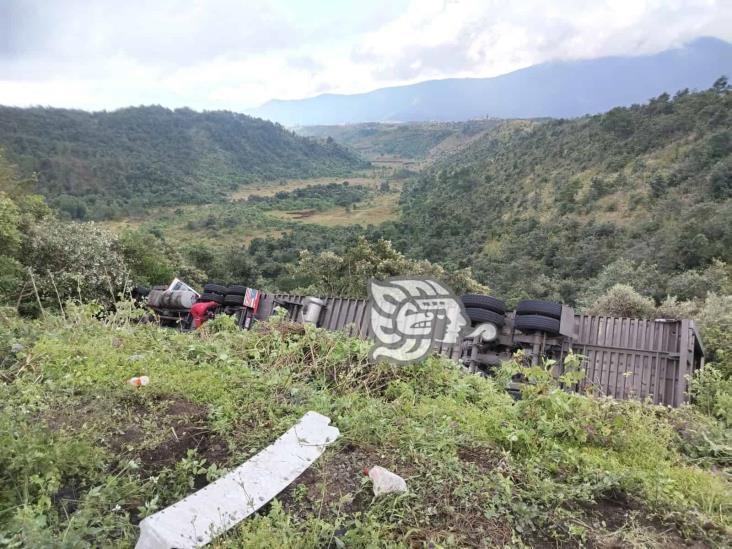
left=2, top=0, right=731, bottom=112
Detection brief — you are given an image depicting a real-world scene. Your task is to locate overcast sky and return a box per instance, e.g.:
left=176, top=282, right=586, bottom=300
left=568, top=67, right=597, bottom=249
left=1, top=0, right=730, bottom=111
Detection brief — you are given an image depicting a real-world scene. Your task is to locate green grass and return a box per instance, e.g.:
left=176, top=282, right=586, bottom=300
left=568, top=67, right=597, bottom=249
left=0, top=305, right=730, bottom=547
left=229, top=174, right=388, bottom=201
left=269, top=193, right=400, bottom=227
left=99, top=173, right=401, bottom=249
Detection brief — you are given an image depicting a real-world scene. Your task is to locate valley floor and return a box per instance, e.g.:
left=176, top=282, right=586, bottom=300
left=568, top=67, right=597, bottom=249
left=100, top=171, right=401, bottom=250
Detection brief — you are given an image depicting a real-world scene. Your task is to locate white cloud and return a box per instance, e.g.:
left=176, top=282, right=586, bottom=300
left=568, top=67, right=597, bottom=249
left=354, top=0, right=732, bottom=82
left=0, top=0, right=729, bottom=110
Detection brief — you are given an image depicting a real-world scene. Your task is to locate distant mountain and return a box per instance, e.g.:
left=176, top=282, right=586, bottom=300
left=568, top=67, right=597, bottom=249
left=251, top=37, right=732, bottom=125
left=0, top=105, right=367, bottom=218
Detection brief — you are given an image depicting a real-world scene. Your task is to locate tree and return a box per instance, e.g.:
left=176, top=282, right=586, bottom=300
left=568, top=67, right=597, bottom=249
left=580, top=259, right=663, bottom=305
left=0, top=151, right=50, bottom=303
left=708, top=158, right=731, bottom=199
left=712, top=75, right=729, bottom=93
left=118, top=229, right=206, bottom=287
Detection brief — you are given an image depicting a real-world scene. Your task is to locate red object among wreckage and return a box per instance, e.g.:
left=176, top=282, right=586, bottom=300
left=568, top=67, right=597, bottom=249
left=190, top=301, right=219, bottom=328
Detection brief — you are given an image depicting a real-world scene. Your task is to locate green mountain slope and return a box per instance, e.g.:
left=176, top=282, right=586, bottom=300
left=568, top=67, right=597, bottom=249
left=298, top=119, right=507, bottom=161
left=0, top=106, right=367, bottom=218
left=392, top=83, right=732, bottom=303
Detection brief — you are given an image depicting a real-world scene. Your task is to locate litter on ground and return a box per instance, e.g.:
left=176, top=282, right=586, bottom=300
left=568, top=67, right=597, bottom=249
left=135, top=411, right=340, bottom=549
left=367, top=465, right=408, bottom=496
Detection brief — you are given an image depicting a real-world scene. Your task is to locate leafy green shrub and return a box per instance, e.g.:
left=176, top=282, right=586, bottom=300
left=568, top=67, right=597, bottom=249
left=291, top=236, right=487, bottom=297
left=586, top=284, right=657, bottom=318
left=689, top=366, right=732, bottom=426
left=0, top=193, right=22, bottom=254
left=119, top=228, right=205, bottom=287
left=0, top=152, right=52, bottom=305
left=693, top=293, right=732, bottom=377
left=23, top=219, right=130, bottom=306
left=655, top=295, right=698, bottom=320
left=665, top=259, right=730, bottom=301
left=0, top=255, right=23, bottom=297
left=580, top=258, right=663, bottom=304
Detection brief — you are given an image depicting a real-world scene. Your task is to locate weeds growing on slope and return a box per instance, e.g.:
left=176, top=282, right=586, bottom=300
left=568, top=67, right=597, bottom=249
left=0, top=303, right=729, bottom=547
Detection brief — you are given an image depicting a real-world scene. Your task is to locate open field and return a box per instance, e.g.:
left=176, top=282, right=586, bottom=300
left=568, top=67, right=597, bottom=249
left=100, top=173, right=403, bottom=249
left=269, top=193, right=400, bottom=227
left=229, top=172, right=388, bottom=201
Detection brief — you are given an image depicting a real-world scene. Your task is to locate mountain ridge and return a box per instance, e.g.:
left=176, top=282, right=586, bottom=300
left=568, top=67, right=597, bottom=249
left=250, top=37, right=732, bottom=125
left=0, top=105, right=367, bottom=218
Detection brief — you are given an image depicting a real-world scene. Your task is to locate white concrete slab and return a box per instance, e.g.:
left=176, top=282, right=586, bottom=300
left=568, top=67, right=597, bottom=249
left=135, top=411, right=339, bottom=549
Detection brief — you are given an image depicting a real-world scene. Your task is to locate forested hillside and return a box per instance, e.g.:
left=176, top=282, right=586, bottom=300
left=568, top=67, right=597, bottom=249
left=386, top=80, right=732, bottom=304
left=299, top=119, right=506, bottom=160
left=0, top=106, right=367, bottom=218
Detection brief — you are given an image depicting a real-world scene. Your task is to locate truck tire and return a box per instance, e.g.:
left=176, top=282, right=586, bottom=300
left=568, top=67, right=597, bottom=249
left=226, top=285, right=247, bottom=296
left=515, top=300, right=562, bottom=320
left=514, top=314, right=560, bottom=334
left=464, top=307, right=505, bottom=327
left=224, top=294, right=245, bottom=306
left=132, top=286, right=150, bottom=298
left=203, top=283, right=227, bottom=295
left=198, top=292, right=223, bottom=304
left=461, top=294, right=507, bottom=314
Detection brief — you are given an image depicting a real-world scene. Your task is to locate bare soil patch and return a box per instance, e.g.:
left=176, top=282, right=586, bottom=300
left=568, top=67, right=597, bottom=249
left=277, top=443, right=379, bottom=517
left=43, top=395, right=230, bottom=474
left=135, top=398, right=229, bottom=474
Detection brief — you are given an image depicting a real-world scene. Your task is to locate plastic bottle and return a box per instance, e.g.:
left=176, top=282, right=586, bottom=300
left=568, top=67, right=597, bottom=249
left=127, top=375, right=150, bottom=387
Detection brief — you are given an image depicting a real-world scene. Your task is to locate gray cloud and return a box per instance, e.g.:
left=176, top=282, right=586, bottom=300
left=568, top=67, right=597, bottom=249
left=0, top=0, right=730, bottom=110
left=0, top=0, right=302, bottom=67
left=356, top=0, right=732, bottom=85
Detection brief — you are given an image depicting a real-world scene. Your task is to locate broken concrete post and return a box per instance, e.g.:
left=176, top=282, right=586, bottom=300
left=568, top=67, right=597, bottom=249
left=135, top=411, right=339, bottom=549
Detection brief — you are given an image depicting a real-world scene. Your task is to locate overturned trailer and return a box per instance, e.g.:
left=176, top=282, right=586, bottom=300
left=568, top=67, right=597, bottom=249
left=266, top=294, right=704, bottom=407
left=145, top=285, right=703, bottom=407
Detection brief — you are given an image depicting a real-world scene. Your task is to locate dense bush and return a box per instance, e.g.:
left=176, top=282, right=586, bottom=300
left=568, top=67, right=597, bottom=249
left=586, top=284, right=658, bottom=318
left=694, top=293, right=732, bottom=378
left=665, top=260, right=731, bottom=301
left=290, top=237, right=488, bottom=297
left=689, top=365, right=732, bottom=426
left=245, top=182, right=372, bottom=211
left=580, top=258, right=664, bottom=303
left=0, top=151, right=51, bottom=305
left=119, top=229, right=205, bottom=288
left=23, top=219, right=130, bottom=307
